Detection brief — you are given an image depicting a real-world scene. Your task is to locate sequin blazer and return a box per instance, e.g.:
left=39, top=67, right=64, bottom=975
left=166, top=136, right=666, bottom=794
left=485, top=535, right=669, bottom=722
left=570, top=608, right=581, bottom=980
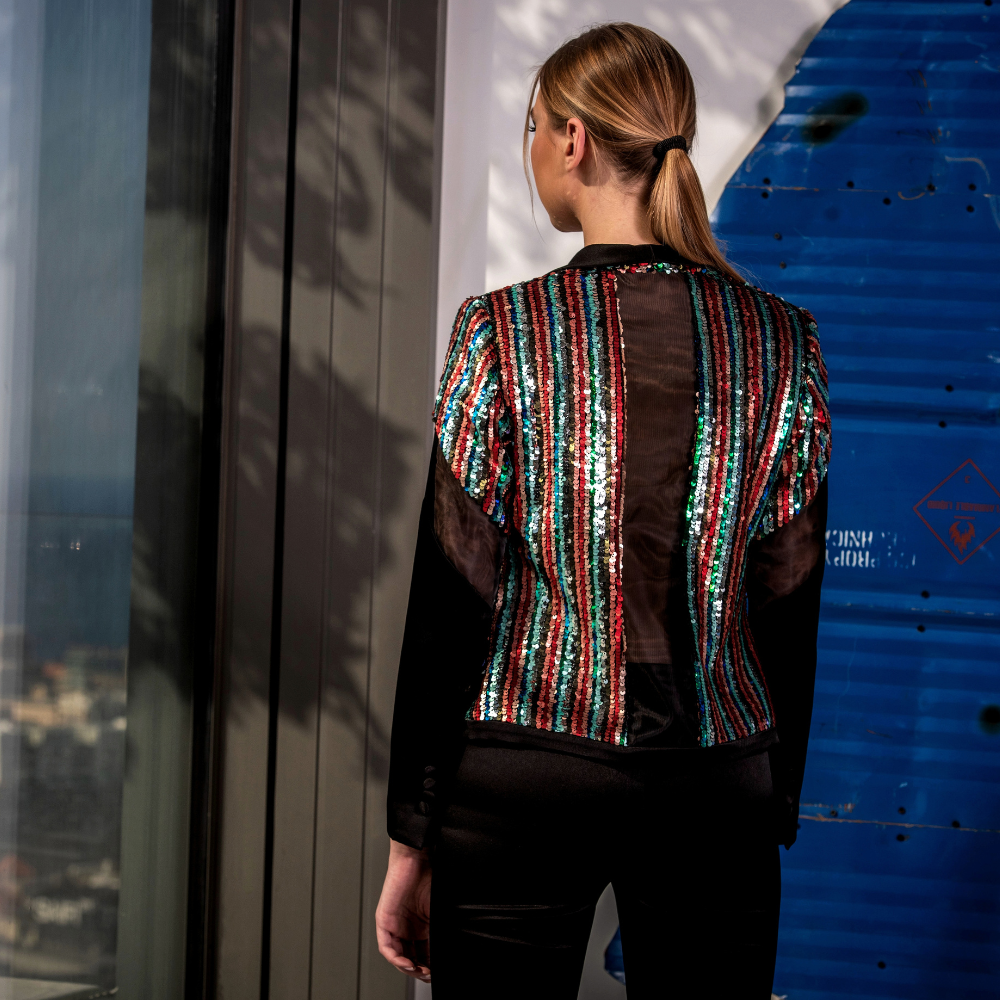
left=389, top=243, right=830, bottom=849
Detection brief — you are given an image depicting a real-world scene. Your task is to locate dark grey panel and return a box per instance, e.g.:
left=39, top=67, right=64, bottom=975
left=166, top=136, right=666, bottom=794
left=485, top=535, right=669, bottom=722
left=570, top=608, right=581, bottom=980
left=308, top=0, right=392, bottom=990
left=272, top=0, right=442, bottom=996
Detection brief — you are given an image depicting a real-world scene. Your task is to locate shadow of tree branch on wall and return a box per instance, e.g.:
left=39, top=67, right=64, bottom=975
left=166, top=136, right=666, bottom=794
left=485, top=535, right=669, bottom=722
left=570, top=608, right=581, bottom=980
left=130, top=0, right=437, bottom=790
left=222, top=320, right=417, bottom=781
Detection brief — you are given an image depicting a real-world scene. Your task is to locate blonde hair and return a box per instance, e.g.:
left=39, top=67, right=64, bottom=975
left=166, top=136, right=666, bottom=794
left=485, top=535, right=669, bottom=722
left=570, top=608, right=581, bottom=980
left=525, top=22, right=742, bottom=283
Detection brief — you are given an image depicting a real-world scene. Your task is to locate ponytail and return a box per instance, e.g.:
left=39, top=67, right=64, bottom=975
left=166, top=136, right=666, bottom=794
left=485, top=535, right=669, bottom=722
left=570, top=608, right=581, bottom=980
left=649, top=143, right=742, bottom=282
left=526, top=22, right=743, bottom=284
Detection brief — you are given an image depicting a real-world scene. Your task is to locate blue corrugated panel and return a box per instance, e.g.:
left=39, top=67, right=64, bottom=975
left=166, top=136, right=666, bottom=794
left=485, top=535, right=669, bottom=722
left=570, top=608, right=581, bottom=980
left=712, top=1, right=1000, bottom=997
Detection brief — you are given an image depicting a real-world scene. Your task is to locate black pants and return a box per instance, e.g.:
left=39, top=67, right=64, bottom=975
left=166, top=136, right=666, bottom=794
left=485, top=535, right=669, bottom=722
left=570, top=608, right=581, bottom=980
left=430, top=743, right=780, bottom=999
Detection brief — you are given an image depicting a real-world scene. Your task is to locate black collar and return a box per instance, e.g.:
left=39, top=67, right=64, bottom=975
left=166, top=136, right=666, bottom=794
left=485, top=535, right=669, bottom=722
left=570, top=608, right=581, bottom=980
left=567, top=243, right=693, bottom=270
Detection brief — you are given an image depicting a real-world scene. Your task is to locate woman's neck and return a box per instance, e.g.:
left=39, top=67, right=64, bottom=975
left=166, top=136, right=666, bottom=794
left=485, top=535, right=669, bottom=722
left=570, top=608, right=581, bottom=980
left=575, top=180, right=657, bottom=247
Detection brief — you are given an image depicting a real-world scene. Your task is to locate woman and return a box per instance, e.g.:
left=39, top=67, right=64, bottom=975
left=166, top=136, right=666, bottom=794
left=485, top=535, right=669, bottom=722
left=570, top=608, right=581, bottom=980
left=376, top=22, right=830, bottom=999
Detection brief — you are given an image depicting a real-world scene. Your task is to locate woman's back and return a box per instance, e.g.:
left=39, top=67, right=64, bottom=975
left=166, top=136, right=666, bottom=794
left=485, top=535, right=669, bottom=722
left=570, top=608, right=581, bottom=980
left=434, top=243, right=829, bottom=749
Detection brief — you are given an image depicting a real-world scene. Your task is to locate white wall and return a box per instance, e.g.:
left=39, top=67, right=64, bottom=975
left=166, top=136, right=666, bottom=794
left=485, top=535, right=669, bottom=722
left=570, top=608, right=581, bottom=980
left=436, top=0, right=848, bottom=374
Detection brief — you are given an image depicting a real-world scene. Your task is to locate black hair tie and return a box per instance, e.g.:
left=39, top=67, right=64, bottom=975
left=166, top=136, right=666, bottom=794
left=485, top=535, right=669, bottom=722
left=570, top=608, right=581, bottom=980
left=652, top=135, right=688, bottom=176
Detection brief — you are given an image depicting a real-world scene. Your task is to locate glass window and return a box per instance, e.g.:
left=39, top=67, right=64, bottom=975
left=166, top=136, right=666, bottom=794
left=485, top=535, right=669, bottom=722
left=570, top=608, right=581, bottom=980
left=0, top=0, right=227, bottom=996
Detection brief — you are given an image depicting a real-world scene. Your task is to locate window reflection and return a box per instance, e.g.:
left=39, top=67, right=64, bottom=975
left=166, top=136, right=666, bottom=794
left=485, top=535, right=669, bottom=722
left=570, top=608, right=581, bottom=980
left=0, top=0, right=225, bottom=994
left=0, top=0, right=151, bottom=989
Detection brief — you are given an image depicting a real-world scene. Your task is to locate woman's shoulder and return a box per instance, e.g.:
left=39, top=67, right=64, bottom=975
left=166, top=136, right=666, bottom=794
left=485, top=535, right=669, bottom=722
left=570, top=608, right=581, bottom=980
left=478, top=267, right=570, bottom=304
left=452, top=271, right=568, bottom=335
left=694, top=267, right=820, bottom=340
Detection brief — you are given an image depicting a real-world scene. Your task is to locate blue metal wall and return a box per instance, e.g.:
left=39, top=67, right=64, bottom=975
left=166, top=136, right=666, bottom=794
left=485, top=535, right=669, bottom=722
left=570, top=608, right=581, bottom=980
left=711, top=1, right=1000, bottom=996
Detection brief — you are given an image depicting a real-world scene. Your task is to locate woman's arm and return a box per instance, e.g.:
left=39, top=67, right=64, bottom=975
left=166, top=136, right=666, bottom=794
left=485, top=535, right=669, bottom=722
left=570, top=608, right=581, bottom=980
left=746, top=476, right=828, bottom=848
left=386, top=441, right=497, bottom=849
left=379, top=442, right=501, bottom=979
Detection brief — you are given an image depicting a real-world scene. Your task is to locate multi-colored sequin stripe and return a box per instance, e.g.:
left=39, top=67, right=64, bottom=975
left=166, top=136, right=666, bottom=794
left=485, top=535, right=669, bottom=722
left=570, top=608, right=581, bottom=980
left=754, top=312, right=831, bottom=536
left=436, top=269, right=628, bottom=744
left=683, top=270, right=830, bottom=746
left=435, top=296, right=513, bottom=525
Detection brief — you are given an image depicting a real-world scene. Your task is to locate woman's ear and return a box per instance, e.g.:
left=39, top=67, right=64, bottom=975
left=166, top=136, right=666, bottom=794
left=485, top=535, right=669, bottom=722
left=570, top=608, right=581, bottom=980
left=563, top=117, right=587, bottom=173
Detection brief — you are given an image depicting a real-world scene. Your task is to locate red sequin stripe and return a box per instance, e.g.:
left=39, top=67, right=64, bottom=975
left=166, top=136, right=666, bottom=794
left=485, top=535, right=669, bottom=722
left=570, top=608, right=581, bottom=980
left=571, top=271, right=599, bottom=738
left=530, top=274, right=564, bottom=729
left=733, top=284, right=786, bottom=557
left=493, top=290, right=524, bottom=530
left=727, top=285, right=767, bottom=564
left=602, top=269, right=627, bottom=744
left=769, top=302, right=807, bottom=527
left=738, top=285, right=765, bottom=450
left=565, top=269, right=596, bottom=737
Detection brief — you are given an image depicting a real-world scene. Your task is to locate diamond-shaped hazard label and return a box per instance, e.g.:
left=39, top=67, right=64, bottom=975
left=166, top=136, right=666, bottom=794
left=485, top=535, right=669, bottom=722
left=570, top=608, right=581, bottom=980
left=913, top=460, right=1000, bottom=564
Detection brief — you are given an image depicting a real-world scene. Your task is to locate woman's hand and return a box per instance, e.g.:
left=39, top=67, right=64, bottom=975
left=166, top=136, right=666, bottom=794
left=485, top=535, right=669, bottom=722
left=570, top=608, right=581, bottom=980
left=375, top=839, right=432, bottom=982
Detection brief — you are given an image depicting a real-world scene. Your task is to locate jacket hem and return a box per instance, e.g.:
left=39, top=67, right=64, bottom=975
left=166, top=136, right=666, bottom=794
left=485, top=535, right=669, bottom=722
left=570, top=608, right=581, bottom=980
left=463, top=719, right=778, bottom=765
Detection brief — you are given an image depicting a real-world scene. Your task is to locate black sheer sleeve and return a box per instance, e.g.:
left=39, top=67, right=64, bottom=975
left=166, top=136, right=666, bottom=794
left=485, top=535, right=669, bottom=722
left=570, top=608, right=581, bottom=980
left=386, top=438, right=500, bottom=849
left=746, top=476, right=828, bottom=849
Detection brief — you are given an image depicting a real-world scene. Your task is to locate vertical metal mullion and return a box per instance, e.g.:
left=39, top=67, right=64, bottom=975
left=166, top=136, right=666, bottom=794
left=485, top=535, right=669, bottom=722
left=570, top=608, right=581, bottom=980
left=183, top=0, right=241, bottom=992
left=259, top=0, right=302, bottom=993
left=266, top=0, right=345, bottom=987
left=355, top=0, right=396, bottom=991
left=209, top=0, right=297, bottom=993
